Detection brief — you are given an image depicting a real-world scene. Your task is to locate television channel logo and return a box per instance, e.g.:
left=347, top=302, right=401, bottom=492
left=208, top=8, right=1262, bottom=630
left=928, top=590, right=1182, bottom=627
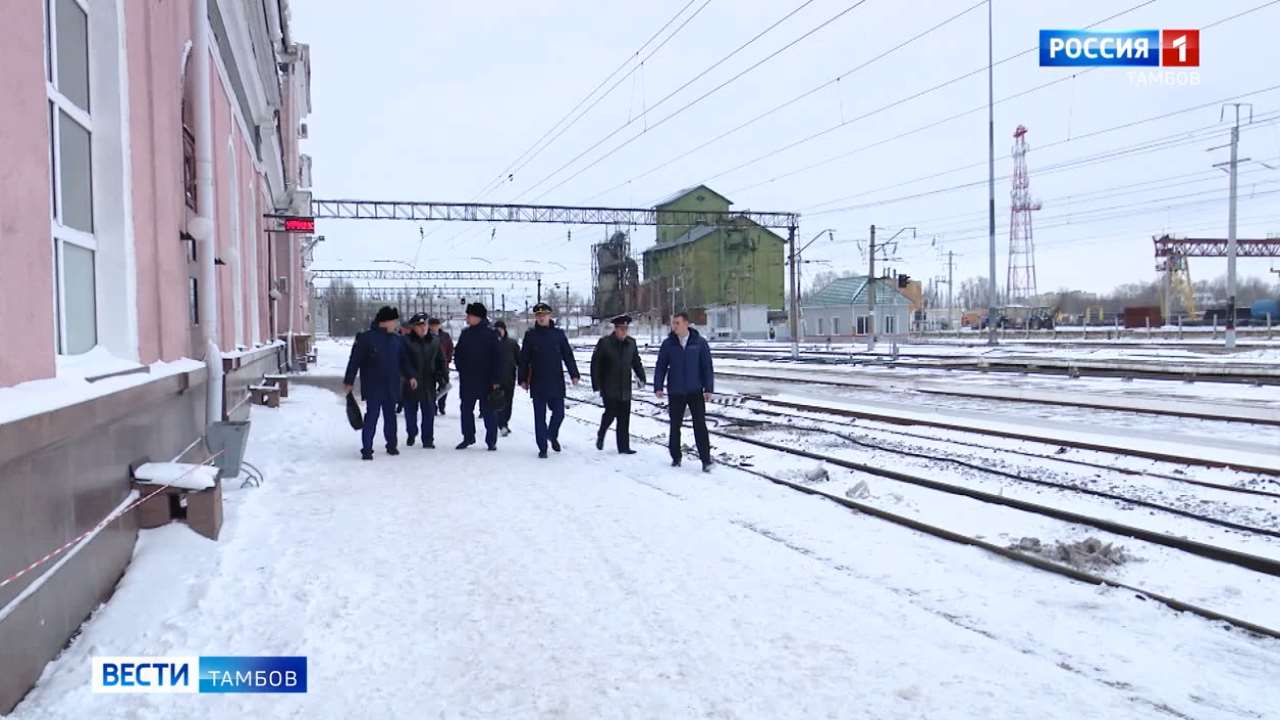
left=1039, top=29, right=1199, bottom=67
left=92, top=656, right=307, bottom=694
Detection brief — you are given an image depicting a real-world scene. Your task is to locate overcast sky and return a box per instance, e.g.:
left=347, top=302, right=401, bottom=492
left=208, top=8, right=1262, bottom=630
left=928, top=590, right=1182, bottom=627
left=294, top=0, right=1280, bottom=305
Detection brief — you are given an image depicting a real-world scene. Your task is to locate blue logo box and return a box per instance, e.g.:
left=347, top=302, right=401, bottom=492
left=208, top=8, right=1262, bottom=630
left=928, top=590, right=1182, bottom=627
left=1039, top=29, right=1160, bottom=67
left=198, top=656, right=308, bottom=693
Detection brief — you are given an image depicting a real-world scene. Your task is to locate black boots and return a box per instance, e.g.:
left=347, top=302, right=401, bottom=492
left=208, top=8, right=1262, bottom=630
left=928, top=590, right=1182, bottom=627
left=550, top=439, right=561, bottom=452
left=456, top=440, right=474, bottom=450
left=596, top=433, right=605, bottom=451
left=361, top=449, right=374, bottom=461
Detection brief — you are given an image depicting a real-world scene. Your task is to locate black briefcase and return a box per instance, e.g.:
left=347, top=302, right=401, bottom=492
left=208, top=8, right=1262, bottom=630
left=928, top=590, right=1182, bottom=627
left=486, top=385, right=506, bottom=409
left=345, top=391, right=364, bottom=430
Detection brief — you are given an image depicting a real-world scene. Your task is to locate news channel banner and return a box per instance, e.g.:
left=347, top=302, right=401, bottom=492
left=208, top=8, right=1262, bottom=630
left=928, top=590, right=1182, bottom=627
left=92, top=656, right=306, bottom=694
left=1039, top=29, right=1200, bottom=68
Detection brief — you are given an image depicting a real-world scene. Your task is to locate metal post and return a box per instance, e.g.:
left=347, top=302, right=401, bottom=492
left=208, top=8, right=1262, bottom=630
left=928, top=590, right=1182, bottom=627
left=537, top=278, right=542, bottom=303
left=947, top=250, right=954, bottom=331
left=788, top=224, right=799, bottom=358
left=867, top=224, right=876, bottom=351
left=1224, top=105, right=1244, bottom=349
left=986, top=0, right=998, bottom=346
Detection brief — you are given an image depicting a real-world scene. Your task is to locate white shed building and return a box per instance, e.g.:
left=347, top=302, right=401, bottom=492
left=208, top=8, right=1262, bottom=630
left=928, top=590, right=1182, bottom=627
left=801, top=276, right=912, bottom=338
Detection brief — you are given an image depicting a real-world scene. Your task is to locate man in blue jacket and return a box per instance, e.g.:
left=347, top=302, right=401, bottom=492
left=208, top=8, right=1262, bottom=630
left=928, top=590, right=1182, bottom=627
left=343, top=306, right=416, bottom=460
left=452, top=302, right=503, bottom=450
left=518, top=302, right=580, bottom=459
left=653, top=311, right=715, bottom=472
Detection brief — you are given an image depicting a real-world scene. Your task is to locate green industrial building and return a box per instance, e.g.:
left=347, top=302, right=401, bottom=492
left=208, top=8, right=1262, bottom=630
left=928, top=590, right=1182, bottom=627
left=642, top=186, right=786, bottom=316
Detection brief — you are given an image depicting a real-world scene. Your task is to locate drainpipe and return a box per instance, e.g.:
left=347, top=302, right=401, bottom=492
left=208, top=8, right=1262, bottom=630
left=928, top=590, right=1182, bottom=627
left=191, top=0, right=222, bottom=424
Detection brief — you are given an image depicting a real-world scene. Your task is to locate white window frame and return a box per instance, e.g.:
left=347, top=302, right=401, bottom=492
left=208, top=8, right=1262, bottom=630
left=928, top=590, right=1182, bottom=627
left=832, top=316, right=841, bottom=335
left=884, top=314, right=898, bottom=334
left=46, top=0, right=97, bottom=356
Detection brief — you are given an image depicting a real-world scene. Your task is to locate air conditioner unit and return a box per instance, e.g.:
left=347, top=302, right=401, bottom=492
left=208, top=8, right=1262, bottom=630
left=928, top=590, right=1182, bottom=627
left=298, top=122, right=308, bottom=139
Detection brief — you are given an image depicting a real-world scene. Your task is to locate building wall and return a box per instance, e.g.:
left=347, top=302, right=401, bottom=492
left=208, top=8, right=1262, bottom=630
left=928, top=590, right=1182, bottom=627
left=0, top=1, right=310, bottom=713
left=655, top=189, right=729, bottom=245
left=801, top=303, right=911, bottom=337
left=0, top=1, right=57, bottom=387
left=644, top=227, right=785, bottom=311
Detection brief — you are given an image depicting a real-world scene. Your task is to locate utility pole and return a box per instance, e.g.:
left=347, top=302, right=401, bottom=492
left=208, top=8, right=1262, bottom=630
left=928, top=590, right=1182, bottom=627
left=986, top=0, right=998, bottom=346
left=537, top=278, right=542, bottom=304
left=946, top=250, right=955, bottom=329
left=788, top=224, right=799, bottom=358
left=867, top=224, right=877, bottom=351
left=1218, top=102, right=1252, bottom=349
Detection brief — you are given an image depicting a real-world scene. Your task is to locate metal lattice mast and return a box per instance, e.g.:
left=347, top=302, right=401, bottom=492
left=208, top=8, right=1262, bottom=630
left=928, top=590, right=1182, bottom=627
left=1006, top=125, right=1041, bottom=304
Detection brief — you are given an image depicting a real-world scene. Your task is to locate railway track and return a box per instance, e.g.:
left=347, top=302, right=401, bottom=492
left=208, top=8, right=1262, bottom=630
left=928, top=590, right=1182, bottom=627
left=725, top=394, right=1280, bottom=501
left=560, top=398, right=1280, bottom=640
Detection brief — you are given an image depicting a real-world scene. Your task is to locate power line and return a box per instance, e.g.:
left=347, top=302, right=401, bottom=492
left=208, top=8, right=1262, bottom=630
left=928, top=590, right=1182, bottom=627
left=694, top=0, right=1161, bottom=187
left=576, top=0, right=989, bottom=204
left=508, top=0, right=830, bottom=202
left=494, top=0, right=714, bottom=197
left=530, top=0, right=877, bottom=202
left=805, top=97, right=1280, bottom=215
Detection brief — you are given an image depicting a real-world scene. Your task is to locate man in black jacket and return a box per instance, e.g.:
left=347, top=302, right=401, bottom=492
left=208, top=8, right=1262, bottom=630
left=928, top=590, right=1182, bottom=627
left=429, top=318, right=454, bottom=416
left=452, top=302, right=503, bottom=450
left=493, top=320, right=520, bottom=436
left=402, top=313, right=447, bottom=448
left=590, top=314, right=646, bottom=454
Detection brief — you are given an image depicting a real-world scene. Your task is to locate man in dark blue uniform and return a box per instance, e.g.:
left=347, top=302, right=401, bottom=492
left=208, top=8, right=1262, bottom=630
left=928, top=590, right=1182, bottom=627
left=518, top=302, right=580, bottom=459
left=343, top=306, right=416, bottom=460
left=452, top=302, right=503, bottom=450
left=654, top=311, right=715, bottom=472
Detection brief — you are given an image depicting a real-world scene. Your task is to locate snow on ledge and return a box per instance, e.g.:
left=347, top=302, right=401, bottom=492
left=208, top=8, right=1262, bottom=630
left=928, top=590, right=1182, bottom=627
left=132, top=463, right=217, bottom=491
left=0, top=348, right=205, bottom=426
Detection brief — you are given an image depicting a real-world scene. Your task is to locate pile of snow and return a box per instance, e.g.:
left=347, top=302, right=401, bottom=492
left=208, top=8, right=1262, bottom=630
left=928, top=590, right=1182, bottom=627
left=1011, top=536, right=1133, bottom=571
left=132, top=463, right=218, bottom=491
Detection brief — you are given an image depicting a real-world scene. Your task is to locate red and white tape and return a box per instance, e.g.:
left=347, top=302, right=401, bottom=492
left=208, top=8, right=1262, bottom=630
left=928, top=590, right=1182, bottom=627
left=0, top=451, right=225, bottom=592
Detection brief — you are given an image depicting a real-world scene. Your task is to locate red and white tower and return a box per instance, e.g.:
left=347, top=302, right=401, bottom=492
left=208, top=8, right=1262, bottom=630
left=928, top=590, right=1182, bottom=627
left=1006, top=125, right=1041, bottom=304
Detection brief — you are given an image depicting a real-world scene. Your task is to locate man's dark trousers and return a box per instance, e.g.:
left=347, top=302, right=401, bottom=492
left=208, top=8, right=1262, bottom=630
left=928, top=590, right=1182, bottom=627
left=667, top=392, right=710, bottom=463
left=532, top=396, right=566, bottom=452
left=599, top=397, right=632, bottom=451
left=363, top=399, right=399, bottom=452
left=497, top=381, right=516, bottom=427
left=460, top=393, right=498, bottom=447
left=404, top=398, right=434, bottom=444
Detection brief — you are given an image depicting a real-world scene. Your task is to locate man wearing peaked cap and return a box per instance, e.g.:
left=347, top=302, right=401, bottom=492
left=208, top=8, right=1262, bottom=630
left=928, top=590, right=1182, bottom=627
left=590, top=314, right=646, bottom=454
left=518, top=302, right=580, bottom=458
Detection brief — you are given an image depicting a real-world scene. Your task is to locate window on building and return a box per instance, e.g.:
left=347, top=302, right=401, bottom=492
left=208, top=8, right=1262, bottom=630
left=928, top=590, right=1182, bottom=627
left=856, top=316, right=868, bottom=335
left=832, top=316, right=841, bottom=335
left=817, top=317, right=825, bottom=335
left=183, top=99, right=197, bottom=211
left=884, top=315, right=897, bottom=334
left=47, top=0, right=97, bottom=355
left=189, top=277, right=200, bottom=325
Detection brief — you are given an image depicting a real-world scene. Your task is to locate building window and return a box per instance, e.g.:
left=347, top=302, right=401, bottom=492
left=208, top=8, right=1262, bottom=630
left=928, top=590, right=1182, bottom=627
left=884, top=315, right=897, bottom=334
left=47, top=0, right=97, bottom=355
left=832, top=316, right=841, bottom=335
left=817, top=317, right=825, bottom=335
left=189, top=277, right=200, bottom=325
left=183, top=100, right=197, bottom=211
left=856, top=316, right=868, bottom=335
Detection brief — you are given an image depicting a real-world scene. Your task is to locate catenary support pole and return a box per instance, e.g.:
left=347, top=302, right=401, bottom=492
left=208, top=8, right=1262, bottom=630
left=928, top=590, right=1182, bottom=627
left=788, top=224, right=799, bottom=359
left=867, top=224, right=877, bottom=352
left=986, top=0, right=998, bottom=346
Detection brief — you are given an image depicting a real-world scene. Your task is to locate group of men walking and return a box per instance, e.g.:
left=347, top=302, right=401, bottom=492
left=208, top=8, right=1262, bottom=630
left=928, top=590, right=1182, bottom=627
left=342, top=302, right=716, bottom=471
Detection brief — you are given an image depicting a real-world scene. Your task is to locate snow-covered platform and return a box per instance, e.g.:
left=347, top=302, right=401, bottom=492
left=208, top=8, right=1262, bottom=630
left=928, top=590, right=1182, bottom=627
left=11, top=384, right=1278, bottom=719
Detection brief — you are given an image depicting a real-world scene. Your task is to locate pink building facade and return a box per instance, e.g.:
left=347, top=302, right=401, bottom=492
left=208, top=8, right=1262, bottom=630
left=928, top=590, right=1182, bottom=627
left=0, top=1, right=313, bottom=712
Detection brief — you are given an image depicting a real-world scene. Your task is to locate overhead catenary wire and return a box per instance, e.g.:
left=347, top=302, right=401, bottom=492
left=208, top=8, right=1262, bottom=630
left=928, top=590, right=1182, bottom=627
left=576, top=0, right=990, bottom=204
left=805, top=98, right=1280, bottom=215
left=692, top=0, right=1164, bottom=188
left=509, top=0, right=843, bottom=202
left=431, top=0, right=712, bottom=255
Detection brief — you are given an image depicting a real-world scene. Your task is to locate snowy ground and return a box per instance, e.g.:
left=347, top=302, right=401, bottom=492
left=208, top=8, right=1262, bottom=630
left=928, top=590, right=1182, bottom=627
left=10, top=368, right=1280, bottom=717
